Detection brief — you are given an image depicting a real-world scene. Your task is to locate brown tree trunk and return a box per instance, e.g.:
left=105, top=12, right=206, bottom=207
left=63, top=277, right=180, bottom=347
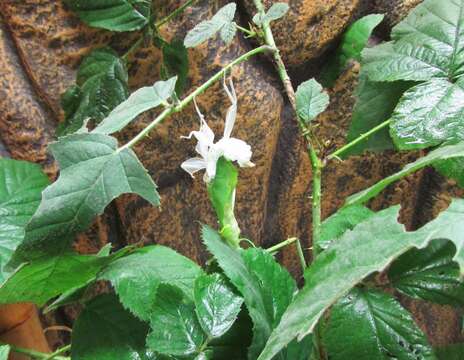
left=0, top=0, right=461, bottom=352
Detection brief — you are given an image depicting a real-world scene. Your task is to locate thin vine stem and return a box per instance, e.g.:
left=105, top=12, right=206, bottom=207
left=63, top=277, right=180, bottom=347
left=119, top=45, right=273, bottom=151
left=326, top=119, right=392, bottom=161
left=155, top=0, right=198, bottom=28
left=5, top=343, right=70, bottom=360
left=266, top=237, right=298, bottom=253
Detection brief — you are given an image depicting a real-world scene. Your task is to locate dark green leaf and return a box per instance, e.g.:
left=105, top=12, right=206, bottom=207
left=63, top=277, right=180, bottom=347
left=99, top=245, right=202, bottom=321
left=161, top=39, right=189, bottom=96
left=194, top=273, right=243, bottom=338
left=345, top=142, right=464, bottom=207
left=343, top=77, right=413, bottom=156
left=64, top=0, right=150, bottom=32
left=72, top=294, right=154, bottom=360
left=257, top=199, right=464, bottom=360
left=207, top=158, right=240, bottom=247
left=147, top=284, right=205, bottom=357
left=93, top=77, right=177, bottom=135
left=389, top=239, right=464, bottom=306
left=252, top=3, right=289, bottom=26
left=319, top=205, right=374, bottom=249
left=390, top=78, right=464, bottom=150
left=0, top=159, right=49, bottom=282
left=0, top=345, right=10, bottom=360
left=184, top=3, right=236, bottom=48
left=434, top=156, right=464, bottom=188
left=202, top=225, right=297, bottom=359
left=323, top=287, right=435, bottom=360
left=295, top=79, right=329, bottom=124
left=57, top=48, right=129, bottom=136
left=10, top=133, right=159, bottom=266
left=320, top=14, right=384, bottom=87
left=435, top=343, right=464, bottom=360
left=0, top=251, right=109, bottom=306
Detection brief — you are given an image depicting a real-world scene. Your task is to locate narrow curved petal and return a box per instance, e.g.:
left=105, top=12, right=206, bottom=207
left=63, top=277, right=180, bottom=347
left=180, top=157, right=207, bottom=178
left=223, top=77, right=238, bottom=139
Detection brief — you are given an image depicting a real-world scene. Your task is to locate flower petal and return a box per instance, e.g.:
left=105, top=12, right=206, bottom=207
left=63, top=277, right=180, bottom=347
left=180, top=157, right=207, bottom=178
left=223, top=77, right=237, bottom=139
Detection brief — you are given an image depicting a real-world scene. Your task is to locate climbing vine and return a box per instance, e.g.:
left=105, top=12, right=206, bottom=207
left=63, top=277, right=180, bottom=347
left=1, top=0, right=464, bottom=359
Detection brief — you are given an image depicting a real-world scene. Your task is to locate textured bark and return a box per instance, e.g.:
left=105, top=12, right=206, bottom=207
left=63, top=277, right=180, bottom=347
left=0, top=0, right=461, bottom=351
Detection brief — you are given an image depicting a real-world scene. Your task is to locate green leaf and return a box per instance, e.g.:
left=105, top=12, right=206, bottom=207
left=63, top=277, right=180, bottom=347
left=320, top=14, right=384, bottom=87
left=323, top=287, right=435, bottom=360
left=0, top=345, right=10, bottom=360
left=0, top=159, right=49, bottom=282
left=194, top=273, right=243, bottom=338
left=390, top=78, right=464, bottom=150
left=184, top=3, right=237, bottom=48
left=343, top=77, right=413, bottom=156
left=319, top=205, right=374, bottom=249
left=220, top=21, right=237, bottom=45
left=64, top=0, right=150, bottom=32
left=0, top=251, right=109, bottom=306
left=99, top=245, right=203, bottom=321
left=72, top=294, right=154, bottom=360
left=161, top=39, right=189, bottom=96
left=345, top=141, right=464, bottom=207
left=207, top=158, right=240, bottom=248
left=435, top=343, right=464, bottom=360
left=147, top=284, right=205, bottom=357
left=295, top=79, right=329, bottom=124
left=202, top=225, right=297, bottom=359
left=93, top=77, right=177, bottom=135
left=57, top=48, right=129, bottom=136
left=434, top=156, right=464, bottom=188
left=389, top=239, right=464, bottom=306
left=252, top=3, right=290, bottom=26
left=257, top=199, right=464, bottom=360
left=10, top=133, right=159, bottom=266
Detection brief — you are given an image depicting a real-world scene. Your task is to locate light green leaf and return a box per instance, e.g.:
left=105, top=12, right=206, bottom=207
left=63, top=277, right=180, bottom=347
left=323, top=287, right=435, bottom=360
left=343, top=76, right=413, bottom=156
left=435, top=343, right=464, bottom=360
left=320, top=14, right=384, bottom=87
left=184, top=3, right=237, bottom=48
left=194, top=273, right=243, bottom=338
left=220, top=21, right=237, bottom=45
left=0, top=345, right=10, bottom=360
left=10, top=133, right=159, bottom=266
left=147, top=284, right=205, bottom=357
left=202, top=225, right=297, bottom=359
left=0, top=159, right=49, bottom=283
left=161, top=39, right=189, bottom=96
left=64, top=0, right=150, bottom=32
left=434, top=156, right=464, bottom=188
left=389, top=239, right=464, bottom=306
left=295, top=79, right=329, bottom=124
left=345, top=141, right=464, bottom=207
left=57, top=48, right=129, bottom=136
left=390, top=78, right=464, bottom=150
left=253, top=3, right=289, bottom=26
left=72, top=294, right=154, bottom=360
left=257, top=199, right=464, bottom=360
left=93, top=77, right=177, bottom=135
left=0, top=251, right=109, bottom=306
left=319, top=205, right=374, bottom=249
left=207, top=158, right=240, bottom=248
left=99, top=245, right=203, bottom=321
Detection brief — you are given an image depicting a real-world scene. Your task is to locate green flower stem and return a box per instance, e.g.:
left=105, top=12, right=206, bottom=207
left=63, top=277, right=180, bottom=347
left=252, top=0, right=324, bottom=357
left=155, top=0, right=198, bottom=28
left=5, top=343, right=70, bottom=360
left=266, top=237, right=298, bottom=253
left=119, top=45, right=273, bottom=151
left=326, top=119, right=392, bottom=161
left=236, top=25, right=256, bottom=37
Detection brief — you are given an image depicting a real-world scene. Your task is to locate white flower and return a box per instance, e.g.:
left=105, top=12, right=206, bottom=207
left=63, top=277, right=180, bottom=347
left=181, top=77, right=254, bottom=182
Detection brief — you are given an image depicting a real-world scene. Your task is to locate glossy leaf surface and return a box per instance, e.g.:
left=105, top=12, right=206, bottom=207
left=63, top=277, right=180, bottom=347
left=93, top=77, right=177, bottom=135
left=99, top=245, right=202, bottom=321
left=258, top=199, right=464, bottom=360
left=10, top=133, right=158, bottom=266
left=0, top=159, right=49, bottom=282
left=72, top=294, right=154, bottom=360
left=323, top=288, right=435, bottom=360
left=389, top=239, right=464, bottom=306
